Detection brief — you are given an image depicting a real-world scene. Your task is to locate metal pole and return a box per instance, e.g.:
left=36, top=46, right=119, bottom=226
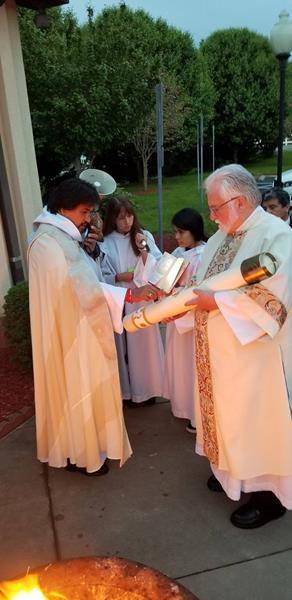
left=197, top=122, right=200, bottom=192
left=275, top=53, right=289, bottom=187
left=212, top=124, right=215, bottom=172
left=200, top=114, right=204, bottom=207
left=155, top=83, right=164, bottom=251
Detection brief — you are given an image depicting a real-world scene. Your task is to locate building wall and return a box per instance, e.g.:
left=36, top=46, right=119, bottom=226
left=0, top=0, right=42, bottom=311
left=0, top=213, right=12, bottom=310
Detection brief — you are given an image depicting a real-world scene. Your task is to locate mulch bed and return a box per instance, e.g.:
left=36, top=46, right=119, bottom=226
left=0, top=346, right=34, bottom=440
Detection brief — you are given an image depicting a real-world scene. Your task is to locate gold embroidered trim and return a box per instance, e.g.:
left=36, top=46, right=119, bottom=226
left=204, top=231, right=246, bottom=279
left=131, top=308, right=154, bottom=330
left=243, top=284, right=287, bottom=329
left=194, top=232, right=246, bottom=466
left=195, top=310, right=219, bottom=466
left=140, top=308, right=155, bottom=326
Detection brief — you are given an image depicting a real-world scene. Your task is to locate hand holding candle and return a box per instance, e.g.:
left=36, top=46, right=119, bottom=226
left=123, top=252, right=278, bottom=332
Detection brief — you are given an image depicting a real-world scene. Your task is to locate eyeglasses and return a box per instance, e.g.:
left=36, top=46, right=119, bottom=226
left=208, top=195, right=241, bottom=215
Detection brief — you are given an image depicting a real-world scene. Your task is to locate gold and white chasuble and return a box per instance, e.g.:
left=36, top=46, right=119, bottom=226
left=192, top=207, right=292, bottom=507
left=28, top=215, right=132, bottom=473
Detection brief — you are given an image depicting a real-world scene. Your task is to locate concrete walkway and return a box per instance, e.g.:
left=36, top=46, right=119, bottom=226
left=0, top=400, right=292, bottom=599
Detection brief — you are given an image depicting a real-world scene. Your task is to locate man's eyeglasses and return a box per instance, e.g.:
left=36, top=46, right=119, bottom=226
left=208, top=195, right=241, bottom=215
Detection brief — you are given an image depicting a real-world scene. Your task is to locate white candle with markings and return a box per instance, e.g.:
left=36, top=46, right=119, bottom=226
left=123, top=252, right=277, bottom=332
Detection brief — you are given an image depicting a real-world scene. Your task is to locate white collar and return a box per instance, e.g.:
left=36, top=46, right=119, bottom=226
left=110, top=230, right=130, bottom=239
left=32, top=206, right=83, bottom=242
left=234, top=205, right=263, bottom=233
left=181, top=244, right=206, bottom=257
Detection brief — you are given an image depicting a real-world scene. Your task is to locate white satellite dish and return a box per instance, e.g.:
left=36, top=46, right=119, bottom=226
left=79, top=169, right=117, bottom=196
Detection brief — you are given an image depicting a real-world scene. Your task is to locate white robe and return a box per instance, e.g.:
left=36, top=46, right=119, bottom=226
left=28, top=211, right=132, bottom=472
left=163, top=245, right=205, bottom=426
left=187, top=207, right=292, bottom=508
left=100, top=230, right=164, bottom=403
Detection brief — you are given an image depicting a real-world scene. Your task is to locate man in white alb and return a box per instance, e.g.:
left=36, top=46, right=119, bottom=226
left=28, top=178, right=159, bottom=476
left=186, top=164, right=292, bottom=528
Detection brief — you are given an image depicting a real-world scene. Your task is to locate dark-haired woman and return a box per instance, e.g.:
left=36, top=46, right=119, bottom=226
left=101, top=196, right=164, bottom=406
left=163, top=208, right=206, bottom=433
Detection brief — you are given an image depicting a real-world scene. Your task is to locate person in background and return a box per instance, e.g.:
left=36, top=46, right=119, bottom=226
left=262, top=187, right=292, bottom=431
left=262, top=188, right=292, bottom=226
left=101, top=196, right=164, bottom=407
left=163, top=208, right=206, bottom=433
left=28, top=179, right=159, bottom=476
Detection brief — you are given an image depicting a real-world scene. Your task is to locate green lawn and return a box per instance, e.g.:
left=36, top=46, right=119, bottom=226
left=123, top=151, right=292, bottom=235
left=246, top=150, right=292, bottom=175
left=127, top=171, right=215, bottom=236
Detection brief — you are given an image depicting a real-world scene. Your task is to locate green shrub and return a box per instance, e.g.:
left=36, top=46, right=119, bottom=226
left=3, top=281, right=32, bottom=370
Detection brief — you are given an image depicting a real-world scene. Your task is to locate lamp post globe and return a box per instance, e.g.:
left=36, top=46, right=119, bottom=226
left=270, top=10, right=292, bottom=187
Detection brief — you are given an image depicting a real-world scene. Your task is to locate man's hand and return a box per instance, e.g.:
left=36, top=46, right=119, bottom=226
left=116, top=272, right=134, bottom=283
left=132, top=284, right=163, bottom=303
left=162, top=312, right=188, bottom=324
left=185, top=289, right=218, bottom=312
left=135, top=232, right=148, bottom=251
left=83, top=226, right=100, bottom=254
left=90, top=213, right=103, bottom=241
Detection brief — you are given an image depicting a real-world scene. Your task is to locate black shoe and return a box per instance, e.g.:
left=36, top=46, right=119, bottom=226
left=186, top=421, right=196, bottom=433
left=124, top=398, right=156, bottom=408
left=66, top=460, right=109, bottom=476
left=207, top=474, right=223, bottom=492
left=123, top=399, right=136, bottom=408
left=140, top=397, right=156, bottom=406
left=230, top=492, right=286, bottom=529
left=85, top=462, right=109, bottom=477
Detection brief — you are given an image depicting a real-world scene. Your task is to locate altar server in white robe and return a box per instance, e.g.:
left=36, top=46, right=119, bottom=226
left=162, top=208, right=206, bottom=433
left=28, top=179, right=159, bottom=475
left=184, top=164, right=292, bottom=528
left=101, top=196, right=164, bottom=406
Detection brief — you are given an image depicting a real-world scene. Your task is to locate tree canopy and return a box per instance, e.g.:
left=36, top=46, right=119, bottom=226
left=19, top=5, right=214, bottom=185
left=19, top=10, right=280, bottom=184
left=201, top=28, right=279, bottom=162
left=19, top=8, right=106, bottom=180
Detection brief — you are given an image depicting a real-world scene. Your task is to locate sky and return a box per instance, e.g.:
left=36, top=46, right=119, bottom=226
left=65, top=0, right=290, bottom=45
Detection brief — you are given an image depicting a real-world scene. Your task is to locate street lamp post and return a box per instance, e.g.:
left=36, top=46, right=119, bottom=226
left=270, top=10, right=292, bottom=187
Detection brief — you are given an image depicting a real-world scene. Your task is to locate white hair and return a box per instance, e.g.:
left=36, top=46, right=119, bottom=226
left=204, top=164, right=261, bottom=207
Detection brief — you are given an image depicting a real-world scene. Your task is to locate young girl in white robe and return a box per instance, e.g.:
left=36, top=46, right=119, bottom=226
left=163, top=208, right=206, bottom=432
left=101, top=196, right=164, bottom=406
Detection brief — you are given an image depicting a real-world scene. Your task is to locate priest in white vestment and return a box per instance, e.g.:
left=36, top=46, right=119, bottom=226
left=184, top=164, right=292, bottom=528
left=28, top=178, right=159, bottom=475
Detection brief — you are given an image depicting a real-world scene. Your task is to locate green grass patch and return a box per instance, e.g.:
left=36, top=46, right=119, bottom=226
left=124, top=151, right=292, bottom=234
left=245, top=150, right=292, bottom=175
left=127, top=172, right=216, bottom=237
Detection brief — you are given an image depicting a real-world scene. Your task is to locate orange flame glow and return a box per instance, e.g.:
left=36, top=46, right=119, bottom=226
left=0, top=575, right=48, bottom=599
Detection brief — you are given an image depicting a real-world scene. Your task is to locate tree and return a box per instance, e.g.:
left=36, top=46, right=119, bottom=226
left=132, top=74, right=191, bottom=190
left=19, top=8, right=107, bottom=184
left=18, top=4, right=214, bottom=185
left=201, top=28, right=279, bottom=163
left=85, top=6, right=214, bottom=184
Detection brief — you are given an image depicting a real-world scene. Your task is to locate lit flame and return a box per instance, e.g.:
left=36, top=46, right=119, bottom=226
left=0, top=575, right=48, bottom=599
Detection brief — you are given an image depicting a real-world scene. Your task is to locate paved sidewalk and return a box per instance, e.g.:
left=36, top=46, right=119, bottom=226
left=0, top=404, right=34, bottom=440
left=0, top=401, right=292, bottom=599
